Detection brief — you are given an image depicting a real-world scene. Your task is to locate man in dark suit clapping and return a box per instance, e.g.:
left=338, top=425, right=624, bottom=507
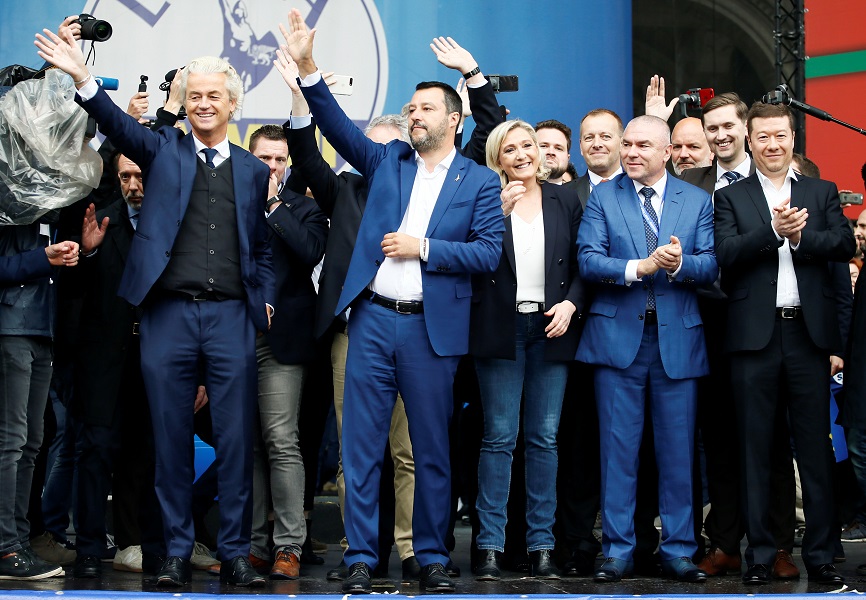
left=714, top=102, right=855, bottom=586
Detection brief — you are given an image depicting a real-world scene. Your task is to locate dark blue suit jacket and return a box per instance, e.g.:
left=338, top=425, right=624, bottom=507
left=576, top=173, right=717, bottom=379
left=0, top=247, right=51, bottom=285
left=264, top=189, right=328, bottom=364
left=75, top=87, right=275, bottom=332
left=300, top=78, right=504, bottom=356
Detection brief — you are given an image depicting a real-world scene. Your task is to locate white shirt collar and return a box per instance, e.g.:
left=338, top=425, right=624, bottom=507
left=716, top=155, right=751, bottom=182
left=755, top=164, right=798, bottom=191
left=589, top=166, right=622, bottom=187
left=414, top=146, right=457, bottom=175
left=632, top=171, right=668, bottom=200
left=192, top=134, right=231, bottom=161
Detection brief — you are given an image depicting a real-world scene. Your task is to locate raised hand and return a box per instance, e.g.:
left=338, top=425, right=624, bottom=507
left=34, top=27, right=89, bottom=84
left=81, top=203, right=109, bottom=253
left=645, top=74, right=678, bottom=121
left=163, top=68, right=184, bottom=115
left=274, top=47, right=302, bottom=92
left=127, top=91, right=150, bottom=120
left=431, top=37, right=478, bottom=76
left=278, top=8, right=317, bottom=76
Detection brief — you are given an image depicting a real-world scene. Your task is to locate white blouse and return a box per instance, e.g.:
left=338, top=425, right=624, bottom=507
left=511, top=209, right=545, bottom=304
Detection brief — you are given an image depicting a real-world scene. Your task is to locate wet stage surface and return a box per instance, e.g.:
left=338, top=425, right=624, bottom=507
left=2, top=525, right=865, bottom=597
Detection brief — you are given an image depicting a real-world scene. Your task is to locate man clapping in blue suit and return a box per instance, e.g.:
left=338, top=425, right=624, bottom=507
left=277, top=9, right=504, bottom=594
left=576, top=116, right=717, bottom=583
left=37, top=27, right=274, bottom=587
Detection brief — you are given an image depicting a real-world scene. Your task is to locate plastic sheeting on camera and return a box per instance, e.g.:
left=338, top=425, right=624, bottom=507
left=0, top=68, right=101, bottom=226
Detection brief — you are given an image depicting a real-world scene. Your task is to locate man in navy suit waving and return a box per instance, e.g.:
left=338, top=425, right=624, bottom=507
left=277, top=9, right=503, bottom=594
left=37, top=26, right=274, bottom=588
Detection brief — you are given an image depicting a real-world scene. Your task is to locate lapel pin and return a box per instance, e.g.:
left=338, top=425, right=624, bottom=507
left=455, top=173, right=460, bottom=182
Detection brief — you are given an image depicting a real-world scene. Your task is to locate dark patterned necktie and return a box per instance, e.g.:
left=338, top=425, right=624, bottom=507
left=201, top=147, right=217, bottom=169
left=723, top=171, right=743, bottom=185
left=641, top=186, right=659, bottom=310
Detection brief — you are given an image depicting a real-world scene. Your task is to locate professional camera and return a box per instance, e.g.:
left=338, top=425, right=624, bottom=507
left=75, top=14, right=112, bottom=42
left=160, top=68, right=187, bottom=120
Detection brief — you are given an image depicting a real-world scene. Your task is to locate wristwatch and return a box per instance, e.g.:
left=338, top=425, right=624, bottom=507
left=463, top=66, right=480, bottom=79
left=265, top=196, right=281, bottom=211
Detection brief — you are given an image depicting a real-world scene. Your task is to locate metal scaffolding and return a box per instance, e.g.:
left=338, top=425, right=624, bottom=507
left=774, top=0, right=806, bottom=151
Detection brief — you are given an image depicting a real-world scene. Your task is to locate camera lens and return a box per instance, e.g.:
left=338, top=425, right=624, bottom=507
left=92, top=22, right=112, bottom=41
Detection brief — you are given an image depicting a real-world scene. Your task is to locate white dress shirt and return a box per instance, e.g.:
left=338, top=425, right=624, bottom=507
left=713, top=155, right=751, bottom=192
left=756, top=166, right=801, bottom=307
left=625, top=173, right=681, bottom=282
left=370, top=149, right=456, bottom=301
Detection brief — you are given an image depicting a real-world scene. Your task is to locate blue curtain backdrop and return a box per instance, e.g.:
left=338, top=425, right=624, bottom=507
left=0, top=0, right=632, bottom=173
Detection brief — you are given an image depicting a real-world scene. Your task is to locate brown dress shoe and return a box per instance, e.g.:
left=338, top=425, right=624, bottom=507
left=772, top=550, right=800, bottom=579
left=697, top=547, right=742, bottom=576
left=270, top=549, right=300, bottom=580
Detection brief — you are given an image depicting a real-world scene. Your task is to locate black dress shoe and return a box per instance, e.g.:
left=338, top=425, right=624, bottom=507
left=807, top=563, right=844, bottom=584
left=402, top=556, right=421, bottom=582
left=563, top=550, right=596, bottom=576
left=420, top=562, right=455, bottom=592
left=742, top=563, right=771, bottom=585
left=142, top=553, right=166, bottom=577
left=474, top=549, right=501, bottom=581
left=74, top=554, right=101, bottom=578
left=156, top=556, right=191, bottom=587
left=529, top=549, right=561, bottom=579
left=445, top=558, right=461, bottom=577
left=327, top=559, right=348, bottom=581
left=219, top=555, right=266, bottom=587
left=342, top=562, right=372, bottom=594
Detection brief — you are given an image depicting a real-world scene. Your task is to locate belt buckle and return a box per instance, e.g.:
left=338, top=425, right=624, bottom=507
left=193, top=293, right=207, bottom=301
left=780, top=306, right=797, bottom=319
left=132, top=322, right=140, bottom=335
left=394, top=300, right=412, bottom=315
left=517, top=302, right=537, bottom=314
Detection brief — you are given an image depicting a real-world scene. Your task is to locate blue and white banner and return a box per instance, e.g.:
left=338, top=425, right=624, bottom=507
left=1, top=0, right=632, bottom=172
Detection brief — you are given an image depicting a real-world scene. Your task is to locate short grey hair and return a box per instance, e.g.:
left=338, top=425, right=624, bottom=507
left=365, top=114, right=410, bottom=143
left=179, top=56, right=244, bottom=119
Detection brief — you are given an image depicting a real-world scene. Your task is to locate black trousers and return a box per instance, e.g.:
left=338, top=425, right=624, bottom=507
left=732, top=315, right=835, bottom=568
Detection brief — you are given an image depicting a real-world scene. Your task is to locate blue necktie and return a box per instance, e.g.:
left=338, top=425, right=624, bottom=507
left=723, top=171, right=743, bottom=185
left=201, top=148, right=217, bottom=169
left=129, top=213, right=139, bottom=231
left=641, top=186, right=659, bottom=310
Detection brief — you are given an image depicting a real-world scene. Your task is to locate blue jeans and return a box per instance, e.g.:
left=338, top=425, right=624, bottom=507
left=251, top=336, right=306, bottom=559
left=475, top=312, right=568, bottom=552
left=0, top=336, right=53, bottom=554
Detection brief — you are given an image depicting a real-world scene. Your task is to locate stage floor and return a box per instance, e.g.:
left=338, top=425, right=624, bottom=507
left=1, top=523, right=864, bottom=597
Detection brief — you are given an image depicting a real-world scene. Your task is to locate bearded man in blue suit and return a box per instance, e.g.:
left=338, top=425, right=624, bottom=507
left=576, top=115, right=717, bottom=584
left=37, top=28, right=274, bottom=587
left=278, top=10, right=504, bottom=594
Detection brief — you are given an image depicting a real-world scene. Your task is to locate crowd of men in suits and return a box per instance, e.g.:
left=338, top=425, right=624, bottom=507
left=1, top=8, right=864, bottom=594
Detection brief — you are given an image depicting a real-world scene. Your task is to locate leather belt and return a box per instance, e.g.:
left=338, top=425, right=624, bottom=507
left=517, top=301, right=544, bottom=314
left=363, top=290, right=423, bottom=314
left=644, top=309, right=658, bottom=324
left=160, top=290, right=223, bottom=302
left=776, top=306, right=802, bottom=319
